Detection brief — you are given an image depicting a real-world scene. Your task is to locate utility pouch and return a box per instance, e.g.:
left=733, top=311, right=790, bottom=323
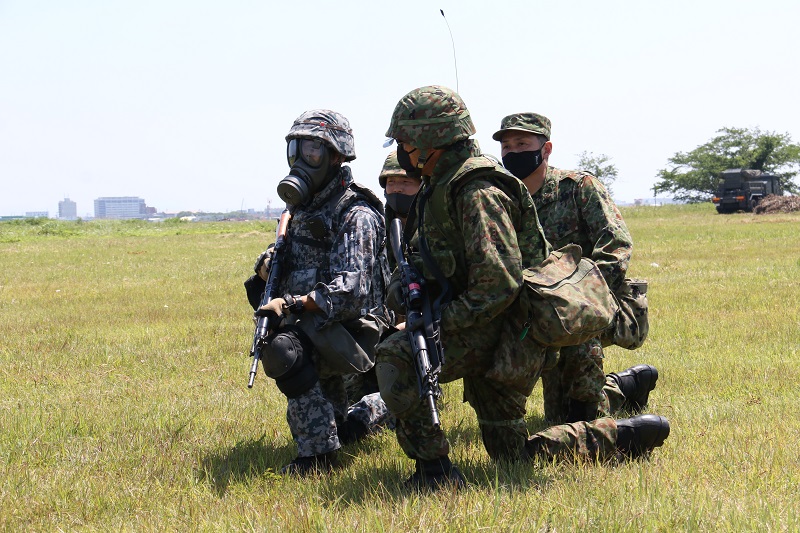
left=600, top=278, right=649, bottom=349
left=519, top=244, right=618, bottom=348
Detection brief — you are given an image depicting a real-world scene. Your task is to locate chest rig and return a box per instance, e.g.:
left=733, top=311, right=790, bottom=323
left=413, top=155, right=549, bottom=299
left=280, top=174, right=385, bottom=296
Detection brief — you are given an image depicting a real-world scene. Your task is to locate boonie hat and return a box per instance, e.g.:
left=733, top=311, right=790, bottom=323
left=492, top=112, right=551, bottom=141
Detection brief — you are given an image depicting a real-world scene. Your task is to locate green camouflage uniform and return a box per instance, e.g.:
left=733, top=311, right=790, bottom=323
left=532, top=167, right=633, bottom=420
left=376, top=86, right=622, bottom=464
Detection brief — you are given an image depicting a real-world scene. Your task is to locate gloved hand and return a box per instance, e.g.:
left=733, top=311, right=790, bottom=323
left=386, top=269, right=406, bottom=314
left=255, top=297, right=286, bottom=319
left=253, top=244, right=275, bottom=281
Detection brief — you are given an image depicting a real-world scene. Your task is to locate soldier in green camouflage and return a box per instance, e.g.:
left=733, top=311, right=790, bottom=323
left=381, top=150, right=421, bottom=226
left=376, top=86, right=670, bottom=490
left=493, top=112, right=659, bottom=423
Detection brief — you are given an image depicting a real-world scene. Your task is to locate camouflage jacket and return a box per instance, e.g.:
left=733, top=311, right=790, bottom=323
left=532, top=167, right=632, bottom=292
left=409, top=140, right=549, bottom=333
left=278, top=166, right=390, bottom=328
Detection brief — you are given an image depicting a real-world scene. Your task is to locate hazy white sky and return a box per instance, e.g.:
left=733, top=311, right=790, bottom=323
left=2, top=0, right=798, bottom=217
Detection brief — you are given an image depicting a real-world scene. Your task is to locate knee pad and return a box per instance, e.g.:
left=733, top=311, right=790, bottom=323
left=261, top=326, right=318, bottom=398
left=375, top=362, right=414, bottom=416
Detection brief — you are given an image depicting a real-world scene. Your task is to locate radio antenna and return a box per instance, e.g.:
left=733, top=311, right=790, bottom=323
left=440, top=9, right=459, bottom=93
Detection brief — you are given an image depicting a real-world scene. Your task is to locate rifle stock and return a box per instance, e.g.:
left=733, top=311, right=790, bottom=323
left=248, top=208, right=291, bottom=388
left=388, top=218, right=443, bottom=428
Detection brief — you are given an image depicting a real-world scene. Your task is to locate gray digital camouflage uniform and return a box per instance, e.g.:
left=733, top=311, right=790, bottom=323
left=532, top=167, right=633, bottom=421
left=274, top=166, right=391, bottom=457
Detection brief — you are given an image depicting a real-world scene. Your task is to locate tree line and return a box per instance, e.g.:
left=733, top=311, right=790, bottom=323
left=579, top=127, right=800, bottom=202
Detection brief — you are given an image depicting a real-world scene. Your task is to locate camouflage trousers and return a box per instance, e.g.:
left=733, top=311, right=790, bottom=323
left=285, top=380, right=395, bottom=456
left=277, top=314, right=383, bottom=458
left=376, top=319, right=620, bottom=462
left=526, top=417, right=618, bottom=462
left=541, top=338, right=625, bottom=422
left=285, top=377, right=346, bottom=457
left=347, top=392, right=396, bottom=431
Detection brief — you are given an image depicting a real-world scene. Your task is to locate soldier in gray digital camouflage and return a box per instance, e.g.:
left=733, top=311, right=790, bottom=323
left=245, top=109, right=392, bottom=475
left=493, top=112, right=657, bottom=424
left=375, top=86, right=670, bottom=491
left=340, top=151, right=421, bottom=437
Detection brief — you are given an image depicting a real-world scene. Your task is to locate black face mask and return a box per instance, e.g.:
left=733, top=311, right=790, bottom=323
left=396, top=143, right=421, bottom=180
left=278, top=139, right=336, bottom=206
left=385, top=192, right=415, bottom=217
left=502, top=149, right=543, bottom=180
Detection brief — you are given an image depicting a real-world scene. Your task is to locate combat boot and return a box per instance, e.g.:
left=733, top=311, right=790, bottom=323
left=608, top=364, right=659, bottom=412
left=565, top=399, right=600, bottom=423
left=405, top=456, right=466, bottom=491
left=337, top=416, right=370, bottom=446
left=280, top=450, right=338, bottom=476
left=615, top=414, right=670, bottom=458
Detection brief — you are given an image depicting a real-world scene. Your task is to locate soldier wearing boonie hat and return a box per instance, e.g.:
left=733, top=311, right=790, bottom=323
left=374, top=87, right=669, bottom=492
left=494, top=112, right=660, bottom=428
left=492, top=112, right=552, bottom=141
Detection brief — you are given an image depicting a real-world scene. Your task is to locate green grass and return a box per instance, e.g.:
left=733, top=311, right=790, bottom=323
left=2, top=204, right=799, bottom=531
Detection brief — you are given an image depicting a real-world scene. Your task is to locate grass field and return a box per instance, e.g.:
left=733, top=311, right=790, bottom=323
left=2, top=205, right=799, bottom=531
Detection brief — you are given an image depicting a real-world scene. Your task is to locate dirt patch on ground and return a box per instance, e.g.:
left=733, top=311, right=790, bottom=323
left=754, top=194, right=800, bottom=214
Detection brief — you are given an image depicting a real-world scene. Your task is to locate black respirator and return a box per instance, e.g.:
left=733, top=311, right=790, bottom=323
left=278, top=138, right=335, bottom=206
left=385, top=193, right=416, bottom=217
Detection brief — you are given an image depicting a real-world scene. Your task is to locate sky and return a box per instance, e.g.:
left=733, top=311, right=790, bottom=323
left=1, top=0, right=799, bottom=217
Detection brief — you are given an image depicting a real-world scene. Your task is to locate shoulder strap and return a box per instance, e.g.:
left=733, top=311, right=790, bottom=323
left=327, top=182, right=385, bottom=236
left=428, top=155, right=528, bottom=249
left=346, top=182, right=385, bottom=216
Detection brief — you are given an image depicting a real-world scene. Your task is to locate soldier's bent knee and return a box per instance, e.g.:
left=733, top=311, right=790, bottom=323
left=375, top=362, right=413, bottom=416
left=261, top=326, right=318, bottom=398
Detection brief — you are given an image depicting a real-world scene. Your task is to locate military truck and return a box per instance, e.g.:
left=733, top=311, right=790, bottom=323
left=711, top=169, right=783, bottom=214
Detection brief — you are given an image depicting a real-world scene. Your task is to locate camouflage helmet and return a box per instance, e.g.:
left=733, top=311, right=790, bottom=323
left=378, top=151, right=409, bottom=189
left=385, top=85, right=476, bottom=150
left=285, top=109, right=356, bottom=162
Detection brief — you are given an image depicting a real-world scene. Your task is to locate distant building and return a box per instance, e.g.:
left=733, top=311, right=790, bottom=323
left=632, top=197, right=681, bottom=206
left=58, top=198, right=78, bottom=220
left=25, top=211, right=49, bottom=218
left=94, top=197, right=148, bottom=219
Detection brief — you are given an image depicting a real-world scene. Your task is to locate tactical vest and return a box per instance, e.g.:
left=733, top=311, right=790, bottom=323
left=280, top=181, right=387, bottom=298
left=413, top=155, right=550, bottom=299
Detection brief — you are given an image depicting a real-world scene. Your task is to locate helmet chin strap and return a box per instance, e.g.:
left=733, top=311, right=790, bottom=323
left=416, top=149, right=430, bottom=177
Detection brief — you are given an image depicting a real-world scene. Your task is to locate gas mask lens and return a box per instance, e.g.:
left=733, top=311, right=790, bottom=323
left=287, top=139, right=327, bottom=168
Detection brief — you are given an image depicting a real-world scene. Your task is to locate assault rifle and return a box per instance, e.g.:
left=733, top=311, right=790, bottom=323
left=248, top=208, right=291, bottom=388
left=388, top=217, right=444, bottom=428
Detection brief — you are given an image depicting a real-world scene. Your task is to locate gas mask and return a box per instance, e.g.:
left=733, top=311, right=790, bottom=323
left=278, top=138, right=336, bottom=206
